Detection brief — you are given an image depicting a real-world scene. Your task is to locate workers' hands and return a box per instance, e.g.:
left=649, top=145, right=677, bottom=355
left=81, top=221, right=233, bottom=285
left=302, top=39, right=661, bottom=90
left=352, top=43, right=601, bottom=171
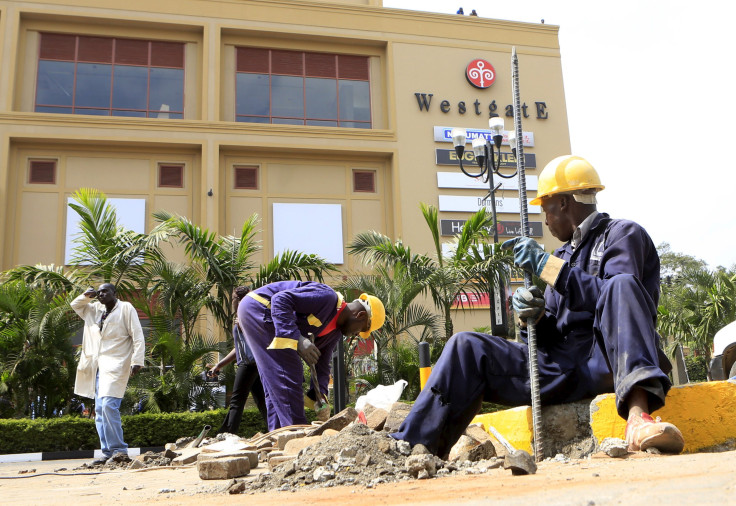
left=511, top=286, right=545, bottom=327
left=206, top=364, right=220, bottom=379
left=130, top=365, right=143, bottom=376
left=315, top=403, right=331, bottom=422
left=297, top=335, right=321, bottom=366
left=501, top=237, right=550, bottom=277
left=84, top=288, right=97, bottom=298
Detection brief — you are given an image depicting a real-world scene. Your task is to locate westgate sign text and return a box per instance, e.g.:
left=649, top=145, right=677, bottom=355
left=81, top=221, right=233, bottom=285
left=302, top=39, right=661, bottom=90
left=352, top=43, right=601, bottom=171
left=415, top=93, right=549, bottom=120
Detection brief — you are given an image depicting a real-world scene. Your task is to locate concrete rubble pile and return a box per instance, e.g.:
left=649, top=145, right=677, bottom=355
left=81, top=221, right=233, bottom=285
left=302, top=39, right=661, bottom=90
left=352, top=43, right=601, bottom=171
left=84, top=402, right=542, bottom=492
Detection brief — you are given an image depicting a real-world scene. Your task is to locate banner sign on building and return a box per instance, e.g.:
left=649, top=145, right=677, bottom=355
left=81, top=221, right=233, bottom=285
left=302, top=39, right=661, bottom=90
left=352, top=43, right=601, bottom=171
left=440, top=219, right=543, bottom=237
left=434, top=126, right=534, bottom=147
left=437, top=172, right=538, bottom=191
left=435, top=149, right=536, bottom=169
left=438, top=195, right=541, bottom=214
left=452, top=291, right=491, bottom=309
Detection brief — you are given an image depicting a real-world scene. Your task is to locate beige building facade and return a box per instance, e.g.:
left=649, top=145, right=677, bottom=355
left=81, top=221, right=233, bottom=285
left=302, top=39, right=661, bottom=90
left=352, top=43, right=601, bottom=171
left=0, top=0, right=570, bottom=330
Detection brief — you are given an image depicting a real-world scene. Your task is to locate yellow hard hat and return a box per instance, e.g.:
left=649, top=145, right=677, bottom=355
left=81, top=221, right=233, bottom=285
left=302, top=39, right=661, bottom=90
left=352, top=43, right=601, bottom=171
left=530, top=155, right=605, bottom=206
left=358, top=293, right=385, bottom=339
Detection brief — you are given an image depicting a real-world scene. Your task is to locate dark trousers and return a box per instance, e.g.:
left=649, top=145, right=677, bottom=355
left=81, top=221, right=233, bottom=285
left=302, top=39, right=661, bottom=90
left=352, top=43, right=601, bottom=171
left=392, top=274, right=671, bottom=458
left=217, top=362, right=267, bottom=435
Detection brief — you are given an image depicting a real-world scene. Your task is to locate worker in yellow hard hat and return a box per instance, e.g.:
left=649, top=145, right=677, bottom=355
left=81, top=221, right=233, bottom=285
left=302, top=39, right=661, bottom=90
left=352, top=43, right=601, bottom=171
left=238, top=280, right=385, bottom=430
left=392, top=155, right=684, bottom=458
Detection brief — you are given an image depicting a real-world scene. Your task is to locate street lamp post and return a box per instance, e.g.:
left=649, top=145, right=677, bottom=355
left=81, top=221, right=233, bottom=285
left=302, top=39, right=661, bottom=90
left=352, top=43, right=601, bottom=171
left=450, top=117, right=518, bottom=337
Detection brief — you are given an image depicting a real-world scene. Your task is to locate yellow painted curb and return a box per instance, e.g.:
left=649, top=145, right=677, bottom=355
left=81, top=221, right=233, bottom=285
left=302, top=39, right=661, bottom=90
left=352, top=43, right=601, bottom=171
left=471, top=406, right=533, bottom=453
left=591, top=380, right=736, bottom=453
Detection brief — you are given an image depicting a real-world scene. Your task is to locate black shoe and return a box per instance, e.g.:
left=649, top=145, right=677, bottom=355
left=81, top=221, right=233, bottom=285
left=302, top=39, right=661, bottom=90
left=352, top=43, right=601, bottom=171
left=91, top=457, right=109, bottom=466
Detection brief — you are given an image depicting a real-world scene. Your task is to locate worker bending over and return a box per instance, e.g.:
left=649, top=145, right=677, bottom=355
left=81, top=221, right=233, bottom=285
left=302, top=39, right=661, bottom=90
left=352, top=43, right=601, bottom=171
left=239, top=280, right=385, bottom=431
left=392, top=155, right=684, bottom=458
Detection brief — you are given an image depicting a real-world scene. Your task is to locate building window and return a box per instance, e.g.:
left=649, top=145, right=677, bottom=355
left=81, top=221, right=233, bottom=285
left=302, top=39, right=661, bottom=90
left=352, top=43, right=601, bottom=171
left=234, top=165, right=258, bottom=189
left=353, top=170, right=376, bottom=193
left=236, top=48, right=371, bottom=128
left=158, top=163, right=184, bottom=188
left=35, top=33, right=185, bottom=118
left=28, top=159, right=57, bottom=184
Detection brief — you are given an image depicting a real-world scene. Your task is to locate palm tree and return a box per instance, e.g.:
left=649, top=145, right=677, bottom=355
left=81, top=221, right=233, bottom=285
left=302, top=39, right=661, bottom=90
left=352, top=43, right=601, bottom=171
left=147, top=211, right=337, bottom=340
left=0, top=281, right=80, bottom=417
left=340, top=262, right=443, bottom=386
left=658, top=265, right=736, bottom=378
left=68, top=188, right=160, bottom=291
left=348, top=204, right=512, bottom=342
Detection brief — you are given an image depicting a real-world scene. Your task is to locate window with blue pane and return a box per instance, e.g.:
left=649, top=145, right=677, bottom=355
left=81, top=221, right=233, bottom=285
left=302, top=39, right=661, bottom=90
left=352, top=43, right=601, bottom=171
left=236, top=48, right=371, bottom=128
left=35, top=33, right=184, bottom=119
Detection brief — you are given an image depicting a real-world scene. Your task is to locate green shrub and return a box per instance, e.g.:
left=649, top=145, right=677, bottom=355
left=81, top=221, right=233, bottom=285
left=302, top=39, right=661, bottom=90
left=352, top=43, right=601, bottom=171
left=685, top=355, right=708, bottom=382
left=0, top=407, right=294, bottom=454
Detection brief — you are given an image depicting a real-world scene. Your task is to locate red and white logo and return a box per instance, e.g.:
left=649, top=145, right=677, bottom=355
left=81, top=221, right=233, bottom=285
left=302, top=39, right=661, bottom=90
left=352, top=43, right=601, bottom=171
left=466, top=59, right=496, bottom=89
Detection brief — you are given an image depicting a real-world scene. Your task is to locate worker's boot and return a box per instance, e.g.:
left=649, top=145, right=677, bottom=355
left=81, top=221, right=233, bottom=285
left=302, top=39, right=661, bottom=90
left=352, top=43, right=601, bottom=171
left=625, top=412, right=684, bottom=454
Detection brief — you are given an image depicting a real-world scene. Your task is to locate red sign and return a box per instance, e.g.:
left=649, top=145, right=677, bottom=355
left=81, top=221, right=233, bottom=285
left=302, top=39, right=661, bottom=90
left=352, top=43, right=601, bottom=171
left=452, top=291, right=491, bottom=309
left=466, top=59, right=496, bottom=89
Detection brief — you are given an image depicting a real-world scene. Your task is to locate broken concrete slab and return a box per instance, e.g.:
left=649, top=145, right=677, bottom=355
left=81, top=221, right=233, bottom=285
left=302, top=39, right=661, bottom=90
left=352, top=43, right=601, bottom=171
left=200, top=437, right=254, bottom=453
left=405, top=454, right=436, bottom=478
left=503, top=450, right=537, bottom=475
left=197, top=456, right=250, bottom=480
left=465, top=423, right=492, bottom=443
left=458, top=440, right=497, bottom=463
left=127, top=459, right=145, bottom=470
left=171, top=447, right=201, bottom=466
left=449, top=435, right=478, bottom=461
left=599, top=437, right=628, bottom=458
left=283, top=435, right=321, bottom=455
left=365, top=407, right=388, bottom=430
left=383, top=402, right=412, bottom=433
left=268, top=455, right=297, bottom=471
left=277, top=430, right=305, bottom=450
left=307, top=407, right=358, bottom=436
left=198, top=450, right=259, bottom=469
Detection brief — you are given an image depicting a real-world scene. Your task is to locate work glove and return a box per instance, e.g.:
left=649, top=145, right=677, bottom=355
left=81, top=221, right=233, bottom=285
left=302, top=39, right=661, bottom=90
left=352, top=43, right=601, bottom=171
left=511, top=286, right=545, bottom=327
left=315, top=403, right=331, bottom=422
left=501, top=237, right=565, bottom=286
left=297, top=335, right=321, bottom=366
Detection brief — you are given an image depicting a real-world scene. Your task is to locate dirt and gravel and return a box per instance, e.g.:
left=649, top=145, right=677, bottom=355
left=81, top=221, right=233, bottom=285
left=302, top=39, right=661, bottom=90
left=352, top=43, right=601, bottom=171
left=3, top=449, right=736, bottom=505
left=2, top=405, right=735, bottom=504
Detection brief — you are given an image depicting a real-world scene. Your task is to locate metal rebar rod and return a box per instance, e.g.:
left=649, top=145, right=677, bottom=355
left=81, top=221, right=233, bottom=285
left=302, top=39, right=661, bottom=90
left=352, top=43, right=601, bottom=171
left=511, top=46, right=543, bottom=462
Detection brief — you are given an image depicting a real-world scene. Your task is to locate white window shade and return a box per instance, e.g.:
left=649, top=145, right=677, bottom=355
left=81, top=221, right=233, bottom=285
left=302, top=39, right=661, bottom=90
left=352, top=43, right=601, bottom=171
left=272, top=203, right=344, bottom=264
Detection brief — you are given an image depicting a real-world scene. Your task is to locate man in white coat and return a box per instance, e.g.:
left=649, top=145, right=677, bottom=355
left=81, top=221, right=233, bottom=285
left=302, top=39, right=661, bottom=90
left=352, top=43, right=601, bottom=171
left=71, top=283, right=145, bottom=465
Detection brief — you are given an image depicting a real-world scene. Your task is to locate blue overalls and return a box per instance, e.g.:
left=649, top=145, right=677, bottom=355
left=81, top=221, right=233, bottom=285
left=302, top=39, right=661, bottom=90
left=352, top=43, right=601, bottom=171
left=392, top=213, right=672, bottom=457
left=239, top=281, right=343, bottom=431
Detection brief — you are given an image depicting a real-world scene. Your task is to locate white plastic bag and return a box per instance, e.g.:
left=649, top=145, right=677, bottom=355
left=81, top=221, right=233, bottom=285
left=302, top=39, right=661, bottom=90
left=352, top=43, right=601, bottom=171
left=355, top=379, right=408, bottom=412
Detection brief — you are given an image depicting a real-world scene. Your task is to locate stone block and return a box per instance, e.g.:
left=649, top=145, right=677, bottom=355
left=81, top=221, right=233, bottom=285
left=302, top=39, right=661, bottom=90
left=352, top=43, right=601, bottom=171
left=268, top=455, right=296, bottom=471
left=366, top=407, right=388, bottom=431
left=503, top=449, right=537, bottom=475
left=127, top=459, right=145, bottom=470
left=464, top=422, right=492, bottom=443
left=171, top=447, right=201, bottom=466
left=277, top=430, right=305, bottom=450
left=383, top=402, right=412, bottom=433
left=405, top=454, right=436, bottom=478
left=307, top=407, right=358, bottom=436
left=197, top=457, right=250, bottom=480
left=283, top=435, right=321, bottom=455
left=198, top=450, right=258, bottom=469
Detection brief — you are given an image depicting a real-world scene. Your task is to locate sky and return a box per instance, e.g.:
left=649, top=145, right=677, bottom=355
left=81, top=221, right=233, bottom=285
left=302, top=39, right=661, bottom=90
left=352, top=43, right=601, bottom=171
left=383, top=0, right=735, bottom=269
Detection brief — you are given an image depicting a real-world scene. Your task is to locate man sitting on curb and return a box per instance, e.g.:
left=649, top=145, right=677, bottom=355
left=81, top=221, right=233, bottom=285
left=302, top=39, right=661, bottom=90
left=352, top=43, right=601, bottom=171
left=391, top=155, right=684, bottom=458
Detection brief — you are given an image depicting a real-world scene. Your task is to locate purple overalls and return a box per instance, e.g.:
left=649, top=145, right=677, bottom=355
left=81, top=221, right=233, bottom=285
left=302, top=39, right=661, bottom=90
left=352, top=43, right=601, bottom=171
left=238, top=281, right=343, bottom=430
